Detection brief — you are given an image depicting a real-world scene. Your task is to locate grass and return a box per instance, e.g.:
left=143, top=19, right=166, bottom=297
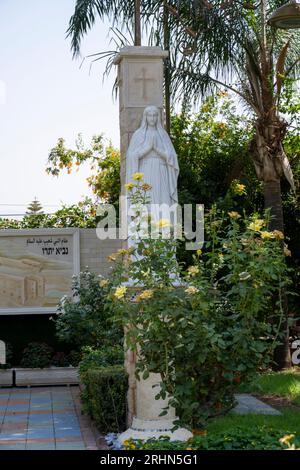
left=240, top=368, right=300, bottom=405
left=206, top=408, right=300, bottom=436
left=203, top=369, right=300, bottom=444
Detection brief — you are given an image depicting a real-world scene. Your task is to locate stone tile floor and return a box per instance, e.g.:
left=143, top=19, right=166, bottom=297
left=0, top=386, right=98, bottom=450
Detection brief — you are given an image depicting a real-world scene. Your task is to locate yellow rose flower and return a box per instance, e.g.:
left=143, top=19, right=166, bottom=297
left=280, top=434, right=295, bottom=445
left=260, top=231, right=275, bottom=239
left=123, top=439, right=132, bottom=449
left=187, top=266, right=200, bottom=277
left=272, top=230, right=284, bottom=240
left=248, top=219, right=265, bottom=232
left=284, top=245, right=292, bottom=257
left=99, top=279, right=109, bottom=288
left=185, top=286, right=199, bottom=295
left=155, top=219, right=170, bottom=229
left=117, top=248, right=130, bottom=256
left=132, top=172, right=144, bottom=181
left=236, top=183, right=246, bottom=193
left=196, top=249, right=202, bottom=256
left=136, top=289, right=154, bottom=302
left=228, top=211, right=241, bottom=219
left=231, top=180, right=246, bottom=195
left=125, top=182, right=135, bottom=191
left=114, top=286, right=127, bottom=300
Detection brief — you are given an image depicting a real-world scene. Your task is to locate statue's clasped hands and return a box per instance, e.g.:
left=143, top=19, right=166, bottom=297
left=151, top=135, right=168, bottom=162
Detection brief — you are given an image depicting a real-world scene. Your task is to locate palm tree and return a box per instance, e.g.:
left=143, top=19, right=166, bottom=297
left=172, top=1, right=298, bottom=223
left=165, top=0, right=300, bottom=369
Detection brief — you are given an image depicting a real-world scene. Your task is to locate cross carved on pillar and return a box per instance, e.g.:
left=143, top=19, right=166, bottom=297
left=134, top=68, right=156, bottom=101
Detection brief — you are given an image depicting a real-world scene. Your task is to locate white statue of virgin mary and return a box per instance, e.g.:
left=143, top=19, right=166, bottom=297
left=126, top=105, right=179, bottom=222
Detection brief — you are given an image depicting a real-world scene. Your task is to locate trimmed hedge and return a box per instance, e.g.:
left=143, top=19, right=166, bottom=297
left=83, top=366, right=127, bottom=433
left=79, top=346, right=124, bottom=375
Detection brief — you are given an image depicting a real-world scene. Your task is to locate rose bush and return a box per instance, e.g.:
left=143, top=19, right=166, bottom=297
left=102, top=178, right=291, bottom=429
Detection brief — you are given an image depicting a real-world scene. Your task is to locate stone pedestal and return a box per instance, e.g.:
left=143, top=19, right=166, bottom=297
left=115, top=47, right=192, bottom=444
left=119, top=371, right=192, bottom=443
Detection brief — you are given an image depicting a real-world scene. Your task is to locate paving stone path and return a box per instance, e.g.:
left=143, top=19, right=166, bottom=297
left=234, top=394, right=282, bottom=415
left=0, top=386, right=98, bottom=450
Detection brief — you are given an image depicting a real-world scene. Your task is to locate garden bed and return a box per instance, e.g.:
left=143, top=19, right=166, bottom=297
left=14, top=366, right=79, bottom=386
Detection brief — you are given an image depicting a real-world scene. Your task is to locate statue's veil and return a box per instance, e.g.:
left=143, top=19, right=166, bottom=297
left=126, top=106, right=179, bottom=204
left=139, top=106, right=163, bottom=139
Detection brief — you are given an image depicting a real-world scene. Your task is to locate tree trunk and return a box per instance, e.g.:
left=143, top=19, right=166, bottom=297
left=273, top=292, right=291, bottom=371
left=263, top=179, right=292, bottom=370
left=263, top=180, right=284, bottom=232
left=134, top=0, right=141, bottom=46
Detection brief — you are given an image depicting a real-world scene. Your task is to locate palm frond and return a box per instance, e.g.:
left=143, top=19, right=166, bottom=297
left=66, top=0, right=135, bottom=57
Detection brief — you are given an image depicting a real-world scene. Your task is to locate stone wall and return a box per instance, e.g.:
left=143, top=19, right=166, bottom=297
left=80, top=229, right=122, bottom=277
left=0, top=228, right=122, bottom=315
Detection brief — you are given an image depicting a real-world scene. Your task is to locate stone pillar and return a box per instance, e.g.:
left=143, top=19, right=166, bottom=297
left=114, top=46, right=192, bottom=443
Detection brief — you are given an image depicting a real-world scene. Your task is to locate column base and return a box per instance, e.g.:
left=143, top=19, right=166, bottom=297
left=118, top=417, right=193, bottom=444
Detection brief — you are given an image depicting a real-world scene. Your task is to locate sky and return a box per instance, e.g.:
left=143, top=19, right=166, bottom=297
left=0, top=0, right=120, bottom=217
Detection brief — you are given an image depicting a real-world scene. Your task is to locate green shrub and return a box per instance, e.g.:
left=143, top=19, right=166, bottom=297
left=123, top=426, right=300, bottom=450
left=82, top=366, right=127, bottom=433
left=55, top=270, right=123, bottom=349
left=20, top=342, right=53, bottom=368
left=79, top=345, right=124, bottom=376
